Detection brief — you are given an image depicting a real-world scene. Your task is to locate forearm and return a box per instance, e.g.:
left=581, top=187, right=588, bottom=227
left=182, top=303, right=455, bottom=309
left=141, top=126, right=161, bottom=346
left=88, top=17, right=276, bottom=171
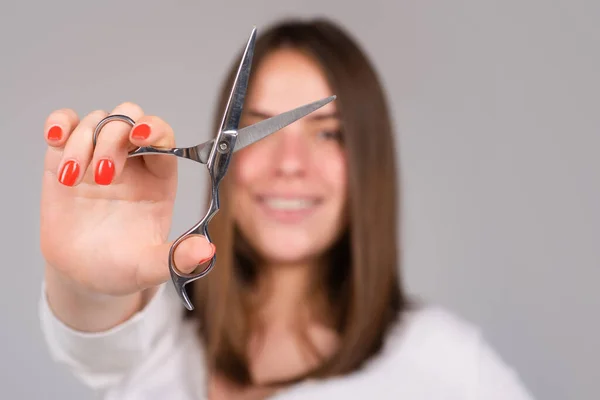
left=40, top=267, right=180, bottom=393
left=44, top=264, right=152, bottom=333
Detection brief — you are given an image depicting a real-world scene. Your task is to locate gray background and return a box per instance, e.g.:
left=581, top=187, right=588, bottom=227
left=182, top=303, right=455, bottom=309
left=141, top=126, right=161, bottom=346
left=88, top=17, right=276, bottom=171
left=1, top=0, right=598, bottom=399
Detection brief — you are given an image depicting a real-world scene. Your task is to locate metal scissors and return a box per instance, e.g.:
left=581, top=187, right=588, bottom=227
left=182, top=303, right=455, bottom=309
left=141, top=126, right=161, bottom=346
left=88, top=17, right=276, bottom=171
left=91, top=26, right=336, bottom=310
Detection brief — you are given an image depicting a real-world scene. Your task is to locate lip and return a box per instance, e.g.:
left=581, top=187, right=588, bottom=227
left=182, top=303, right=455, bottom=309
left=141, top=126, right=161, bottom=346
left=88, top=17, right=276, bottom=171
left=255, top=194, right=323, bottom=223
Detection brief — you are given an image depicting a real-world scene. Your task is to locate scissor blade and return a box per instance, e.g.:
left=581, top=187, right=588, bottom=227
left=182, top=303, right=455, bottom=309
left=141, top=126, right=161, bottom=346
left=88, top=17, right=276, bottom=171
left=197, top=95, right=336, bottom=164
left=219, top=27, right=257, bottom=133
left=236, top=95, right=337, bottom=150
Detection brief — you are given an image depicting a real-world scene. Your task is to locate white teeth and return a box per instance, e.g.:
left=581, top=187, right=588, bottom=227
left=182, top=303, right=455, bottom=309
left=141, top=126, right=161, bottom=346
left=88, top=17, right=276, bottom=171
left=264, top=197, right=315, bottom=210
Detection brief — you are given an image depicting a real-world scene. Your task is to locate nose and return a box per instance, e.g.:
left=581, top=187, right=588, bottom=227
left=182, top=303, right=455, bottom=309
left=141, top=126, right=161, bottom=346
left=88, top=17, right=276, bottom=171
left=272, top=130, right=310, bottom=178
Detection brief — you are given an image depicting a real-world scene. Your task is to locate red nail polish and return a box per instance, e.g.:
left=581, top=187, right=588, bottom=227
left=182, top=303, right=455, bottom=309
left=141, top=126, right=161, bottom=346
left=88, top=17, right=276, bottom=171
left=95, top=158, right=115, bottom=185
left=198, top=253, right=214, bottom=265
left=131, top=123, right=151, bottom=139
left=58, top=160, right=80, bottom=186
left=48, top=125, right=62, bottom=141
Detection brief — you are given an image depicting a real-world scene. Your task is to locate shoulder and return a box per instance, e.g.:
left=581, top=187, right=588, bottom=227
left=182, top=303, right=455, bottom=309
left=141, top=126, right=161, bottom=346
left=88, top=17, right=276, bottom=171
left=367, top=305, right=534, bottom=398
left=386, top=305, right=484, bottom=358
left=375, top=306, right=485, bottom=383
left=278, top=306, right=535, bottom=399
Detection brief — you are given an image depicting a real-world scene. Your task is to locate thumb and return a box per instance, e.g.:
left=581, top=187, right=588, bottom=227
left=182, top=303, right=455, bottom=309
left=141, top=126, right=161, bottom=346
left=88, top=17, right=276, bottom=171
left=137, top=235, right=216, bottom=288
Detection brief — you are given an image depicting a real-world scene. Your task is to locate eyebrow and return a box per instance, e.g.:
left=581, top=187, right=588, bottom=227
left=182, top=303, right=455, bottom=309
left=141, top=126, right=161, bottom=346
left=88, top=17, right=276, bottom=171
left=244, top=109, right=340, bottom=121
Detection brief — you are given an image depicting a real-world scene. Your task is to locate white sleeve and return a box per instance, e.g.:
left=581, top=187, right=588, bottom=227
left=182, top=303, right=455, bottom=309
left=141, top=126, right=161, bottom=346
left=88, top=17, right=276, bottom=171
left=38, top=281, right=196, bottom=396
left=472, top=335, right=537, bottom=400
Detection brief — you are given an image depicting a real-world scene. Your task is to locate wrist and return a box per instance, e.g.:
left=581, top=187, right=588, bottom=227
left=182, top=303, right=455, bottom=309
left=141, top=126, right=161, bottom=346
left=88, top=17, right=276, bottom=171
left=44, top=265, right=144, bottom=332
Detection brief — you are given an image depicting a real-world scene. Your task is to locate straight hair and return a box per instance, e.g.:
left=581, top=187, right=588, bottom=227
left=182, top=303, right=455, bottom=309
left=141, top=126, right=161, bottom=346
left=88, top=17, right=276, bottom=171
left=187, top=17, right=408, bottom=388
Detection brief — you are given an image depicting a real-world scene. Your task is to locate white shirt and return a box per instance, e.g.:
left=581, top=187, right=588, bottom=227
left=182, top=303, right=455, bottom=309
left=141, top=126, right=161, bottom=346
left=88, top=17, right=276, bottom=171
left=38, top=282, right=536, bottom=399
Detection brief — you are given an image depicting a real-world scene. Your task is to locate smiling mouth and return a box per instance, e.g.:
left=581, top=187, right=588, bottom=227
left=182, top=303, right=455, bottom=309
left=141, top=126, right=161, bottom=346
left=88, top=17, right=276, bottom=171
left=259, top=196, right=321, bottom=210
left=254, top=195, right=323, bottom=223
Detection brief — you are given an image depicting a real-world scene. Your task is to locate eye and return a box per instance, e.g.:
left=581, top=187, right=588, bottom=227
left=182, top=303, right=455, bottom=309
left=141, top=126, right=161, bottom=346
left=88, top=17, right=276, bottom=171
left=317, top=129, right=343, bottom=142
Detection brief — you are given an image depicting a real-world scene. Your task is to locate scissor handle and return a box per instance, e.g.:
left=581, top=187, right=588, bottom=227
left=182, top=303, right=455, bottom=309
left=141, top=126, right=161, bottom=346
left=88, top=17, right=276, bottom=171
left=93, top=114, right=140, bottom=153
left=167, top=212, right=216, bottom=311
left=167, top=129, right=238, bottom=310
left=92, top=115, right=171, bottom=158
left=94, top=114, right=208, bottom=163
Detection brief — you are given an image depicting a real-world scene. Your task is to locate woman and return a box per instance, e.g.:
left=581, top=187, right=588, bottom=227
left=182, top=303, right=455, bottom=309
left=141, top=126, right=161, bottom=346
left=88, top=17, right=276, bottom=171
left=39, top=18, right=535, bottom=399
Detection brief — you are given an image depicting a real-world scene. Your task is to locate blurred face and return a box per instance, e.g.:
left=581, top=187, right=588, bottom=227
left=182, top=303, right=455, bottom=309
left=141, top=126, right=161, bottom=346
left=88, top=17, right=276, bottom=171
left=231, top=48, right=347, bottom=266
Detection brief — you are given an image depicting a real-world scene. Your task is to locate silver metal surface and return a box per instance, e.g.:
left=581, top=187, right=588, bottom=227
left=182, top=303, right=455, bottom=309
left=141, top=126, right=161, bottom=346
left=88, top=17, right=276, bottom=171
left=196, top=95, right=337, bottom=163
left=91, top=27, right=337, bottom=310
left=168, top=129, right=238, bottom=310
left=93, top=114, right=212, bottom=164
left=218, top=27, right=256, bottom=133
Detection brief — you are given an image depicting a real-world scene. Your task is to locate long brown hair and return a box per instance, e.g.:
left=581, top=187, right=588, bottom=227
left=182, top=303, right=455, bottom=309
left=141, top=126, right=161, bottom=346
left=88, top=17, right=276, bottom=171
left=188, top=17, right=408, bottom=387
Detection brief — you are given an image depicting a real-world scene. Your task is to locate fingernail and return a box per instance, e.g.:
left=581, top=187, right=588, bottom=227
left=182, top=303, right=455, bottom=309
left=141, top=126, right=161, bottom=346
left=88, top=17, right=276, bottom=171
left=58, top=160, right=80, bottom=186
left=47, top=125, right=62, bottom=141
left=199, top=244, right=216, bottom=264
left=95, top=158, right=115, bottom=185
left=131, top=123, right=151, bottom=139
left=198, top=254, right=214, bottom=264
